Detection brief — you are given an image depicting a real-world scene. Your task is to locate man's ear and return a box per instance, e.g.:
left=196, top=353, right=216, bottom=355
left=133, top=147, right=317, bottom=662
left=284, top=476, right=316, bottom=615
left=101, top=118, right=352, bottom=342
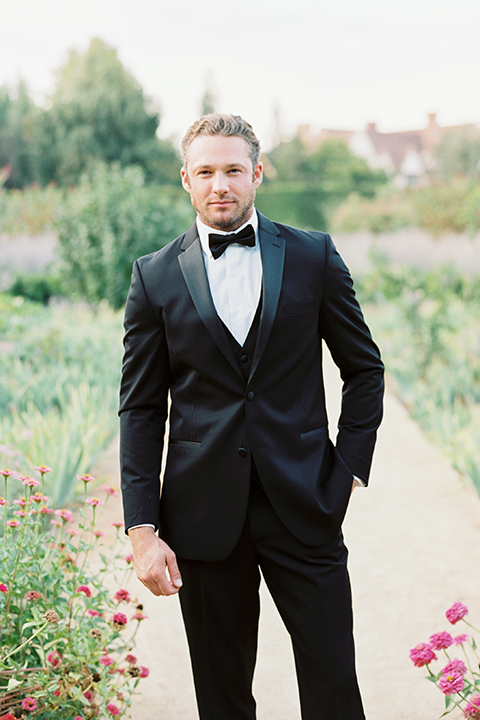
left=253, top=162, right=263, bottom=189
left=181, top=167, right=191, bottom=193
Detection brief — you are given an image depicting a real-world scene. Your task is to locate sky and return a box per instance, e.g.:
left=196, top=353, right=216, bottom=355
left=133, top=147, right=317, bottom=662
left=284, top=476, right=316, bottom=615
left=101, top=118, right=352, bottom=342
left=2, top=0, right=480, bottom=150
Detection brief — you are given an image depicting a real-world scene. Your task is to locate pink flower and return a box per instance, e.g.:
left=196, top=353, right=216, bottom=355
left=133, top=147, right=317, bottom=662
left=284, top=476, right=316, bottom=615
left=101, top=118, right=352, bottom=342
left=140, top=666, right=149, bottom=678
left=409, top=643, right=437, bottom=667
left=0, top=497, right=8, bottom=506
left=21, top=476, right=41, bottom=488
left=84, top=690, right=94, bottom=701
left=441, top=658, right=467, bottom=676
left=100, top=655, right=114, bottom=666
left=24, top=590, right=42, bottom=601
left=438, top=672, right=464, bottom=695
left=54, top=508, right=74, bottom=522
left=13, top=510, right=26, bottom=517
left=1, top=713, right=18, bottom=720
left=102, top=484, right=119, bottom=497
left=31, top=493, right=43, bottom=503
left=86, top=497, right=103, bottom=507
left=131, top=612, right=148, bottom=621
left=112, top=612, right=128, bottom=628
left=21, top=697, right=38, bottom=711
left=453, top=633, right=469, bottom=645
left=50, top=519, right=62, bottom=527
left=429, top=631, right=453, bottom=650
left=47, top=650, right=63, bottom=668
left=78, top=474, right=95, bottom=483
left=110, top=521, right=123, bottom=528
left=114, top=589, right=131, bottom=604
left=13, top=498, right=26, bottom=506
left=76, top=585, right=92, bottom=598
left=106, top=705, right=120, bottom=716
left=0, top=469, right=13, bottom=478
left=87, top=609, right=102, bottom=617
left=0, top=583, right=7, bottom=594
left=123, top=554, right=133, bottom=564
left=66, top=528, right=78, bottom=536
left=465, top=695, right=480, bottom=718
left=74, top=717, right=84, bottom=720
left=125, top=654, right=137, bottom=664
left=40, top=506, right=53, bottom=514
left=35, top=465, right=52, bottom=474
left=93, top=530, right=105, bottom=538
left=6, top=519, right=20, bottom=527
left=446, top=602, right=469, bottom=624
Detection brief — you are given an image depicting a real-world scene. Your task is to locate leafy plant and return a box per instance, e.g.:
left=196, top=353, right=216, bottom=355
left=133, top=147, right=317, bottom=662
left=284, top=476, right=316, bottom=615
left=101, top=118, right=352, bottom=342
left=0, top=467, right=148, bottom=719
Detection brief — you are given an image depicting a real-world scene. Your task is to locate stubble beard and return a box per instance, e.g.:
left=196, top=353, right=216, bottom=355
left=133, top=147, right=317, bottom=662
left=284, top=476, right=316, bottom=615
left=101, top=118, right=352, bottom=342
left=194, top=191, right=255, bottom=232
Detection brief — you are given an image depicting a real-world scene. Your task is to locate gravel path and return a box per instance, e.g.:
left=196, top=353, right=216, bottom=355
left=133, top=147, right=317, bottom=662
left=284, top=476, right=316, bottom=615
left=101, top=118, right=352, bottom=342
left=92, top=350, right=480, bottom=720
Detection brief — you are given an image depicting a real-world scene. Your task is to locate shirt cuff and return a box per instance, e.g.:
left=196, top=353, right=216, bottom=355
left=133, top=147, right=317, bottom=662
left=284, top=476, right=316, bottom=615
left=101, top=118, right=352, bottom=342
left=126, top=523, right=156, bottom=534
left=353, top=475, right=366, bottom=487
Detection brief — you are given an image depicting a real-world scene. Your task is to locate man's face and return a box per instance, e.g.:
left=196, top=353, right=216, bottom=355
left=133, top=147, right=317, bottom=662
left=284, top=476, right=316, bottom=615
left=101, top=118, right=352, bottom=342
left=181, top=135, right=263, bottom=231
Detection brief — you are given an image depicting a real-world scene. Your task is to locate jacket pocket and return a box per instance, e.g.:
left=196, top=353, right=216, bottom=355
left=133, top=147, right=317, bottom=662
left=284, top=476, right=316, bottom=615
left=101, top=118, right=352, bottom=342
left=300, top=426, right=327, bottom=439
left=168, top=439, right=201, bottom=448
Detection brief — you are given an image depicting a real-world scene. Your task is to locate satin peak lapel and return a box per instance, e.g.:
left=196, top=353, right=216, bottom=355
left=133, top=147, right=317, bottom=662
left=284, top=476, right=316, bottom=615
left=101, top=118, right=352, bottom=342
left=249, top=214, right=285, bottom=382
left=178, top=226, right=242, bottom=377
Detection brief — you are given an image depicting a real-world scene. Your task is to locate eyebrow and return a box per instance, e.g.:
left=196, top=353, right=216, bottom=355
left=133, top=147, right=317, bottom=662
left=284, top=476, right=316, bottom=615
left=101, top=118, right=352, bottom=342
left=194, top=162, right=248, bottom=171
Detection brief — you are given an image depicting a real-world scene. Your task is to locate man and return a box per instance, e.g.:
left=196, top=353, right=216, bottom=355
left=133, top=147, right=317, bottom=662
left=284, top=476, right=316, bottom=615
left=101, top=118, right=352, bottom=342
left=119, top=113, right=384, bottom=720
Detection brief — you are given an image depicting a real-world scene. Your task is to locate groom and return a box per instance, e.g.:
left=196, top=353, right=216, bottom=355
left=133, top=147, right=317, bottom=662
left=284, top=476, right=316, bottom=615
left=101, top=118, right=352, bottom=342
left=119, top=113, right=384, bottom=719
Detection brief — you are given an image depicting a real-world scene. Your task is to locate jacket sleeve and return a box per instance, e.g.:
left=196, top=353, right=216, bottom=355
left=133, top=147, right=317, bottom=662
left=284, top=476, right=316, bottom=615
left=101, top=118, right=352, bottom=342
left=319, top=234, right=384, bottom=483
left=119, top=260, right=170, bottom=532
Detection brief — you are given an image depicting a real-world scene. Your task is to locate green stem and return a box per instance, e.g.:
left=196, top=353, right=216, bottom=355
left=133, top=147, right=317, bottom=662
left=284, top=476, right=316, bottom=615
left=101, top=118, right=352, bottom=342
left=0, top=620, right=49, bottom=664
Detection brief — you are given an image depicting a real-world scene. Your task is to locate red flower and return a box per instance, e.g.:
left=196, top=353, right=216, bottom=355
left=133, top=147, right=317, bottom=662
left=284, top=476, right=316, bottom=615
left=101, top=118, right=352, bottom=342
left=84, top=690, right=94, bottom=702
left=445, top=602, right=468, bottom=625
left=76, top=585, right=92, bottom=598
left=0, top=713, right=18, bottom=720
left=87, top=609, right=102, bottom=617
left=47, top=650, right=62, bottom=668
left=112, top=612, right=128, bottom=628
left=106, top=704, right=120, bottom=716
left=0, top=583, right=7, bottom=594
left=114, top=589, right=131, bottom=604
left=429, top=631, right=453, bottom=650
left=409, top=642, right=437, bottom=667
left=21, top=697, right=38, bottom=711
left=125, top=654, right=137, bottom=664
left=140, top=666, right=149, bottom=678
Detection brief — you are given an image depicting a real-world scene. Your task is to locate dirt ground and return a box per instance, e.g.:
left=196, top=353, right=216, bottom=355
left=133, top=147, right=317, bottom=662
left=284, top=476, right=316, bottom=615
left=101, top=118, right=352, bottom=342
left=92, top=351, right=480, bottom=720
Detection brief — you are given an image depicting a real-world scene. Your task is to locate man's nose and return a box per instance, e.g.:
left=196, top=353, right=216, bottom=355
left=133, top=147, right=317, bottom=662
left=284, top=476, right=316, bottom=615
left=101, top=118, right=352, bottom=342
left=212, top=172, right=229, bottom=193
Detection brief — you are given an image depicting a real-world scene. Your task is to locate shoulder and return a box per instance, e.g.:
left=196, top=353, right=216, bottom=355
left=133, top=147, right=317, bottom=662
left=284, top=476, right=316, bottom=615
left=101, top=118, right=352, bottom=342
left=134, top=224, right=196, bottom=277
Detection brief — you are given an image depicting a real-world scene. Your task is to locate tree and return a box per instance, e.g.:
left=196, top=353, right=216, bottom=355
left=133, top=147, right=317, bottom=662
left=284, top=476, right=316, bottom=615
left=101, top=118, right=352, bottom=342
left=257, top=134, right=387, bottom=230
left=0, top=81, right=43, bottom=188
left=44, top=38, right=175, bottom=186
left=434, top=131, right=480, bottom=181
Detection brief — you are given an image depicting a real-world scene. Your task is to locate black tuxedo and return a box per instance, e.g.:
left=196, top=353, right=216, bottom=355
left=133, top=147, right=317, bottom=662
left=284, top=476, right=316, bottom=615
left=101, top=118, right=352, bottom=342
left=119, top=212, right=384, bottom=719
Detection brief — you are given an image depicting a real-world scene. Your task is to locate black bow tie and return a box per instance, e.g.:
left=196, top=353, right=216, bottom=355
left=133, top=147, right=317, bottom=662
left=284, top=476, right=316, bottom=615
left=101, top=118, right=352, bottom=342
left=208, top=224, right=255, bottom=260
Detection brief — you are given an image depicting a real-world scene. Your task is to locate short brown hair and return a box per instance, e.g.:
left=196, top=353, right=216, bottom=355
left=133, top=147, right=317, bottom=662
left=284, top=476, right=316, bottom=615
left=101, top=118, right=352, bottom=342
left=181, top=113, right=261, bottom=169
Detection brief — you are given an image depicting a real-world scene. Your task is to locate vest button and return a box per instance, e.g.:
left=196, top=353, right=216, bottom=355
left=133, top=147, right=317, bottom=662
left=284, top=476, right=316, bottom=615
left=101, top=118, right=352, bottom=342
left=246, top=391, right=255, bottom=401
left=238, top=447, right=248, bottom=457
left=240, top=354, right=248, bottom=363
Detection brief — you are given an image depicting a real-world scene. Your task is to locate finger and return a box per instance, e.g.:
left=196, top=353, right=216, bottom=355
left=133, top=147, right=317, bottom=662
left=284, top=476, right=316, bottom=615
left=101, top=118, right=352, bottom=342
left=165, top=552, right=183, bottom=589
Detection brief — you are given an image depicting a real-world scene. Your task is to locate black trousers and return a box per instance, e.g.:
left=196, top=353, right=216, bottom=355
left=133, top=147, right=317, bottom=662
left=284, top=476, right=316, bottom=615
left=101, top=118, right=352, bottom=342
left=177, top=477, right=365, bottom=720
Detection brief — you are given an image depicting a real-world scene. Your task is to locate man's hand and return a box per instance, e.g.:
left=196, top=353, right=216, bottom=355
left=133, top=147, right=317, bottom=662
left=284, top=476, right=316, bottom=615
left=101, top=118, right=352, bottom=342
left=128, top=527, right=183, bottom=597
left=351, top=478, right=360, bottom=496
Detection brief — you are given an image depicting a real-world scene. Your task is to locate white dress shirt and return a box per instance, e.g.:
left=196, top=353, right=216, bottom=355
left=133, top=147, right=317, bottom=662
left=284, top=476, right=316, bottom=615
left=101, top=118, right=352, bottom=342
left=196, top=210, right=262, bottom=345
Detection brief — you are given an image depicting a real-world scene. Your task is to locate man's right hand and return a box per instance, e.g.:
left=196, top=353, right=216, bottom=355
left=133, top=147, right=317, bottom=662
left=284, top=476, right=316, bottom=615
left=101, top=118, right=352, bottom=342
left=128, top=527, right=183, bottom=597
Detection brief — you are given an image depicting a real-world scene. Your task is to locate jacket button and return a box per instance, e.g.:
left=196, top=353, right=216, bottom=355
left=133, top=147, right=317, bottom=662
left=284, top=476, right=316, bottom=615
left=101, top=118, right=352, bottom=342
left=238, top=447, right=248, bottom=457
left=240, top=354, right=248, bottom=363
left=246, top=391, right=255, bottom=401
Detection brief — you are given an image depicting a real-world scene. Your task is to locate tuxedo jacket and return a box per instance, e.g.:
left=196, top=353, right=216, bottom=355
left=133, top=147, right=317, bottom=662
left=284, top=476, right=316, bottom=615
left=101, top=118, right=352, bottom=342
left=119, top=212, right=384, bottom=561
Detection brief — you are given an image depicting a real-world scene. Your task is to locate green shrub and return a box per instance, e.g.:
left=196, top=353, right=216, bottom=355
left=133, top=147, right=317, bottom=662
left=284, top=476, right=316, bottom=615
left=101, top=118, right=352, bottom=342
left=56, top=163, right=193, bottom=309
left=0, top=184, right=62, bottom=234
left=8, top=271, right=65, bottom=305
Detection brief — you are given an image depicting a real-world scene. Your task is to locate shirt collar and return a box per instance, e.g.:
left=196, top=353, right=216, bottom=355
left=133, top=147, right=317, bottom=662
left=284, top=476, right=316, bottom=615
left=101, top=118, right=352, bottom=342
left=197, top=209, right=259, bottom=259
